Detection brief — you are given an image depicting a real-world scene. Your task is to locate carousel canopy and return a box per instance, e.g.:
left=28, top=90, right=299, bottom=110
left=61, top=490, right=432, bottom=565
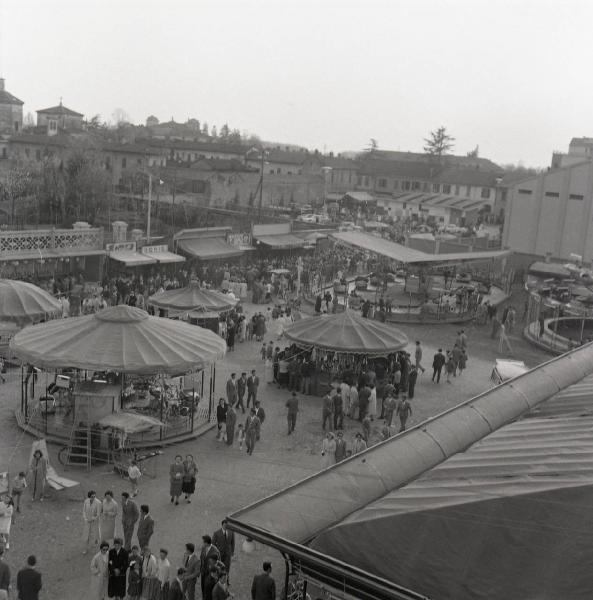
left=9, top=305, right=226, bottom=374
left=0, top=279, right=62, bottom=324
left=148, top=283, right=238, bottom=312
left=284, top=310, right=408, bottom=355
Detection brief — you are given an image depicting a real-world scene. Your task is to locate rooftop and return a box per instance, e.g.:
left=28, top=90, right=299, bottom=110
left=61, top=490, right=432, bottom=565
left=36, top=103, right=84, bottom=117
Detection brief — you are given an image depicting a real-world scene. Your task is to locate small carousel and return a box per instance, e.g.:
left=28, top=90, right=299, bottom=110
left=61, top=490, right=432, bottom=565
left=148, top=282, right=238, bottom=333
left=10, top=305, right=226, bottom=470
left=283, top=309, right=409, bottom=394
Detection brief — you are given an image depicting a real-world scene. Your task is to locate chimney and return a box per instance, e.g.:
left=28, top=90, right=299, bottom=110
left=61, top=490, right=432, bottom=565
left=0, top=78, right=4, bottom=91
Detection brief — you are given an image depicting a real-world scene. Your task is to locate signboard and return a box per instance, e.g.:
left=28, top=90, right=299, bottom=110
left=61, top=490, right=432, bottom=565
left=106, top=241, right=136, bottom=252
left=227, top=233, right=252, bottom=248
left=141, top=244, right=169, bottom=255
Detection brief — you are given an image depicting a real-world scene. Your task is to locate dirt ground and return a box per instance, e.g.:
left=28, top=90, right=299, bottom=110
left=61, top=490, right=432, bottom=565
left=0, top=288, right=550, bottom=600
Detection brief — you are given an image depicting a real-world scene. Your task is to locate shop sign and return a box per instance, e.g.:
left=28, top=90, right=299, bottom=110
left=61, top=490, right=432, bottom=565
left=227, top=233, right=252, bottom=247
left=106, top=241, right=136, bottom=252
left=141, top=244, right=169, bottom=255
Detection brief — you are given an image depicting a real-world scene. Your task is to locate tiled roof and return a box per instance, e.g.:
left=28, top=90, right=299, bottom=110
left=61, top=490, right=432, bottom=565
left=9, top=133, right=70, bottom=147
left=147, top=138, right=248, bottom=154
left=189, top=158, right=256, bottom=172
left=102, top=143, right=165, bottom=155
left=0, top=89, right=24, bottom=106
left=370, top=149, right=502, bottom=172
left=36, top=104, right=83, bottom=117
left=322, top=156, right=361, bottom=169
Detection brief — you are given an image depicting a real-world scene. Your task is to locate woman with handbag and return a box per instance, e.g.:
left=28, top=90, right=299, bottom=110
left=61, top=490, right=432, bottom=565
left=182, top=455, right=198, bottom=503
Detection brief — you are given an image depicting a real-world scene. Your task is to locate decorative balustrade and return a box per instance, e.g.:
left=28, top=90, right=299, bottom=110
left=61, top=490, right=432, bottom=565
left=0, top=228, right=104, bottom=255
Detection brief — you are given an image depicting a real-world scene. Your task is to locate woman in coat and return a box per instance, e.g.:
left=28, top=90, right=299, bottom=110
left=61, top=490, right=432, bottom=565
left=107, top=538, right=128, bottom=600
left=28, top=449, right=48, bottom=501
left=89, top=541, right=109, bottom=600
left=216, top=399, right=228, bottom=441
left=169, top=455, right=184, bottom=505
left=101, top=490, right=118, bottom=544
left=182, top=455, right=198, bottom=503
left=127, top=547, right=143, bottom=600
left=140, top=546, right=160, bottom=600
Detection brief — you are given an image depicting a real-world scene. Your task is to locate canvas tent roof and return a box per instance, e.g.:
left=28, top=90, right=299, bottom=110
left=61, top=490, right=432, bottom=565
left=178, top=237, right=244, bottom=260
left=148, top=283, right=238, bottom=312
left=331, top=230, right=510, bottom=265
left=283, top=310, right=408, bottom=355
left=0, top=279, right=62, bottom=324
left=10, top=305, right=226, bottom=374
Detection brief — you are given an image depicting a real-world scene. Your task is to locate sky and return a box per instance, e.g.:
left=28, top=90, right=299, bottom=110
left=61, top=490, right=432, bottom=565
left=0, top=0, right=591, bottom=167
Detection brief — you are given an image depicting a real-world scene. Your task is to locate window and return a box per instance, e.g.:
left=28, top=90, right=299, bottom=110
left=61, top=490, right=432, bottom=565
left=35, top=150, right=41, bottom=161
left=569, top=194, right=584, bottom=200
left=412, top=181, right=420, bottom=190
left=432, top=183, right=440, bottom=193
left=378, top=178, right=387, bottom=188
left=1, top=148, right=6, bottom=159
left=545, top=191, right=560, bottom=198
left=518, top=189, right=532, bottom=195
left=287, top=171, right=293, bottom=175
left=49, top=120, right=57, bottom=132
left=269, top=169, right=274, bottom=174
left=122, top=158, right=127, bottom=168
left=442, top=184, right=451, bottom=194
left=481, top=187, right=491, bottom=199
left=277, top=168, right=281, bottom=174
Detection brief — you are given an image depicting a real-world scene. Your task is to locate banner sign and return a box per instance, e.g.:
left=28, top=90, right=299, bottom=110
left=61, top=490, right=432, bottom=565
left=106, top=242, right=136, bottom=252
left=141, top=244, right=169, bottom=255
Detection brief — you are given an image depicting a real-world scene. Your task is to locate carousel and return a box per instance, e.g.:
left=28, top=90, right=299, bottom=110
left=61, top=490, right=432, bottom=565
left=148, top=282, right=238, bottom=333
left=10, top=305, right=226, bottom=470
left=283, top=309, right=409, bottom=394
left=0, top=279, right=63, bottom=361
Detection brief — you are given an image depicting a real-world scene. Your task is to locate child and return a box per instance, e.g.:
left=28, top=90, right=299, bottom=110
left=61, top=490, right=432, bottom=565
left=236, top=423, right=245, bottom=449
left=362, top=414, right=371, bottom=442
left=11, top=472, right=27, bottom=513
left=128, top=460, right=141, bottom=497
left=0, top=496, right=13, bottom=549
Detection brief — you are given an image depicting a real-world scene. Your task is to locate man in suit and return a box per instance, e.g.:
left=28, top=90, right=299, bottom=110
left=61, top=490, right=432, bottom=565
left=16, top=555, right=42, bottom=600
left=246, top=370, right=259, bottom=408
left=226, top=373, right=237, bottom=406
left=432, top=348, right=446, bottom=383
left=181, top=543, right=199, bottom=600
left=168, top=567, right=185, bottom=600
left=236, top=372, right=247, bottom=413
left=251, top=562, right=275, bottom=600
left=199, top=535, right=220, bottom=598
left=212, top=520, right=235, bottom=575
left=107, top=538, right=128, bottom=600
left=121, top=492, right=140, bottom=551
left=245, top=409, right=261, bottom=456
left=137, top=504, right=154, bottom=550
left=0, top=548, right=10, bottom=596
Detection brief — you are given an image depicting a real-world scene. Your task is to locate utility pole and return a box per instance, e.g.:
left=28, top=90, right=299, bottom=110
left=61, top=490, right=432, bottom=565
left=258, top=150, right=264, bottom=222
left=147, top=173, right=152, bottom=244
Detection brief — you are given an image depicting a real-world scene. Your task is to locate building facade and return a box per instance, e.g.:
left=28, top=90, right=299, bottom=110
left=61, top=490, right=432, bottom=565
left=503, top=159, right=593, bottom=262
left=0, top=78, right=24, bottom=138
left=36, top=102, right=84, bottom=134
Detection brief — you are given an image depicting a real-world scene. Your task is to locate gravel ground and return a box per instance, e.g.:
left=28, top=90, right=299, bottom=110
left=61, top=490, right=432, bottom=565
left=0, top=291, right=550, bottom=600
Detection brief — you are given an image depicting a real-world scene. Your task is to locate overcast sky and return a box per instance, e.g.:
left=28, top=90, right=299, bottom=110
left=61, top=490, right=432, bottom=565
left=0, top=0, right=590, bottom=166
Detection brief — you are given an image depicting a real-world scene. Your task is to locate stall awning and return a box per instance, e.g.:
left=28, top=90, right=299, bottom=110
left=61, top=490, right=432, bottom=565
left=151, top=251, right=185, bottom=264
left=109, top=251, right=157, bottom=266
left=255, top=234, right=305, bottom=249
left=178, top=237, right=244, bottom=260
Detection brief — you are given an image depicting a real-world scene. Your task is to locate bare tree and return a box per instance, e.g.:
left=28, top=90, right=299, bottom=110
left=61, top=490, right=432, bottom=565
left=0, top=167, right=34, bottom=226
left=366, top=138, right=379, bottom=152
left=23, top=112, right=36, bottom=129
left=423, top=127, right=455, bottom=157
left=111, top=107, right=131, bottom=126
left=467, top=145, right=479, bottom=158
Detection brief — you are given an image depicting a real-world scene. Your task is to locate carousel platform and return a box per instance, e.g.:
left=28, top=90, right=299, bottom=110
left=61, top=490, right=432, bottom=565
left=14, top=407, right=216, bottom=450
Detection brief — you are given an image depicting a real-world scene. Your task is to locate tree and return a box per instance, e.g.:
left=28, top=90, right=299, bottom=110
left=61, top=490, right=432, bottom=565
left=202, top=122, right=209, bottom=136
left=219, top=123, right=230, bottom=141
left=111, top=108, right=130, bottom=126
left=210, top=125, right=218, bottom=139
left=367, top=138, right=379, bottom=152
left=86, top=114, right=107, bottom=131
left=228, top=129, right=242, bottom=144
left=23, top=112, right=35, bottom=129
left=0, top=167, right=34, bottom=226
left=423, top=127, right=455, bottom=158
left=467, top=145, right=479, bottom=158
